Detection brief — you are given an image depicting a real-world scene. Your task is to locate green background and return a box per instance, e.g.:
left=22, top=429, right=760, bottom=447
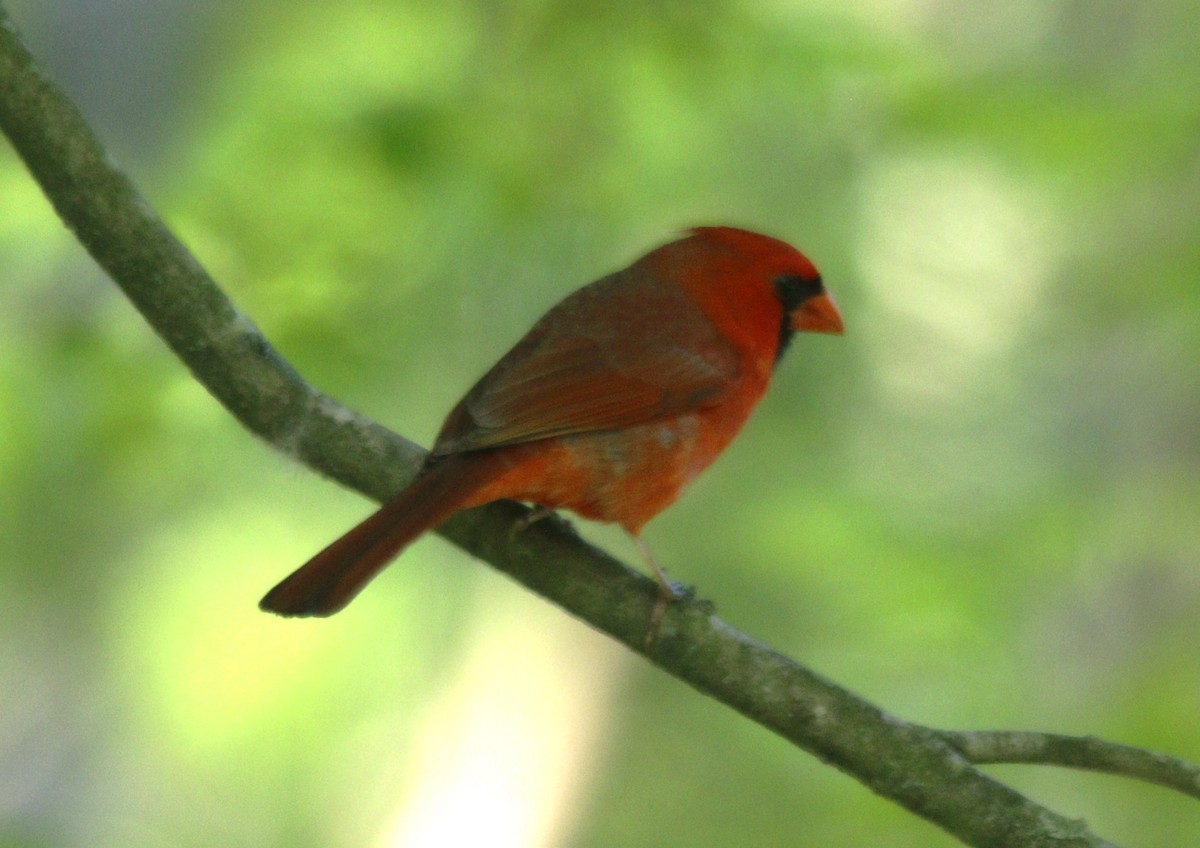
left=2, top=1, right=1198, bottom=845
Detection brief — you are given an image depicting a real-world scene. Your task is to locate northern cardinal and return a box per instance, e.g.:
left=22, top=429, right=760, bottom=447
left=261, top=226, right=842, bottom=616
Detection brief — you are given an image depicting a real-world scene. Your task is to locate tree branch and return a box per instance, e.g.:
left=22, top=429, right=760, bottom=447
left=2, top=9, right=1192, bottom=847
left=942, top=730, right=1200, bottom=801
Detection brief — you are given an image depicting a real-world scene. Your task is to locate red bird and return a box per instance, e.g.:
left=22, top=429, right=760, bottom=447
left=261, top=227, right=842, bottom=616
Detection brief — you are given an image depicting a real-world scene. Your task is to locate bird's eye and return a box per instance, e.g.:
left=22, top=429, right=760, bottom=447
left=774, top=274, right=824, bottom=310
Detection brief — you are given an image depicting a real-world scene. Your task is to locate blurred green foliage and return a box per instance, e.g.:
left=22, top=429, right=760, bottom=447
left=2, top=1, right=1198, bottom=846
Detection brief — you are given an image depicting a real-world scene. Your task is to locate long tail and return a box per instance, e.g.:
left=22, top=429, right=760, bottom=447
left=260, top=453, right=505, bottom=617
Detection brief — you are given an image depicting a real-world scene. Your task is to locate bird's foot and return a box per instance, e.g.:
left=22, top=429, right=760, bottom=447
left=643, top=578, right=698, bottom=654
left=510, top=505, right=571, bottom=540
left=658, top=579, right=695, bottom=602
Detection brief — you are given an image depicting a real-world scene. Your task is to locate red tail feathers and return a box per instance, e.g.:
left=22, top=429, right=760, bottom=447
left=260, top=454, right=503, bottom=616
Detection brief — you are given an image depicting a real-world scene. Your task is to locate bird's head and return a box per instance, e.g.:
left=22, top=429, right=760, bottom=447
left=677, top=226, right=843, bottom=363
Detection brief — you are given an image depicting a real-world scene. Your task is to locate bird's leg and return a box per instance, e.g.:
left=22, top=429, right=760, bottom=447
left=632, top=534, right=687, bottom=653
left=633, top=534, right=683, bottom=601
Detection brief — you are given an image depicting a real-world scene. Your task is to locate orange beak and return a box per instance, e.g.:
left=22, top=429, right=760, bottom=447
left=790, top=291, right=844, bottom=335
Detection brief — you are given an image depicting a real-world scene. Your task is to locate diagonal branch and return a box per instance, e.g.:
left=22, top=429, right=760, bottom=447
left=2, top=9, right=1192, bottom=847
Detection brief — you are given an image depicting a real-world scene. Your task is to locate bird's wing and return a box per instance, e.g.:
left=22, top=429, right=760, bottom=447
left=430, top=273, right=741, bottom=455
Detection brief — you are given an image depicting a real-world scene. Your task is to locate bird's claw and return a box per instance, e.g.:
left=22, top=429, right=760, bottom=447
left=659, top=580, right=695, bottom=602
left=643, top=579, right=700, bottom=653
left=510, top=505, right=573, bottom=540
